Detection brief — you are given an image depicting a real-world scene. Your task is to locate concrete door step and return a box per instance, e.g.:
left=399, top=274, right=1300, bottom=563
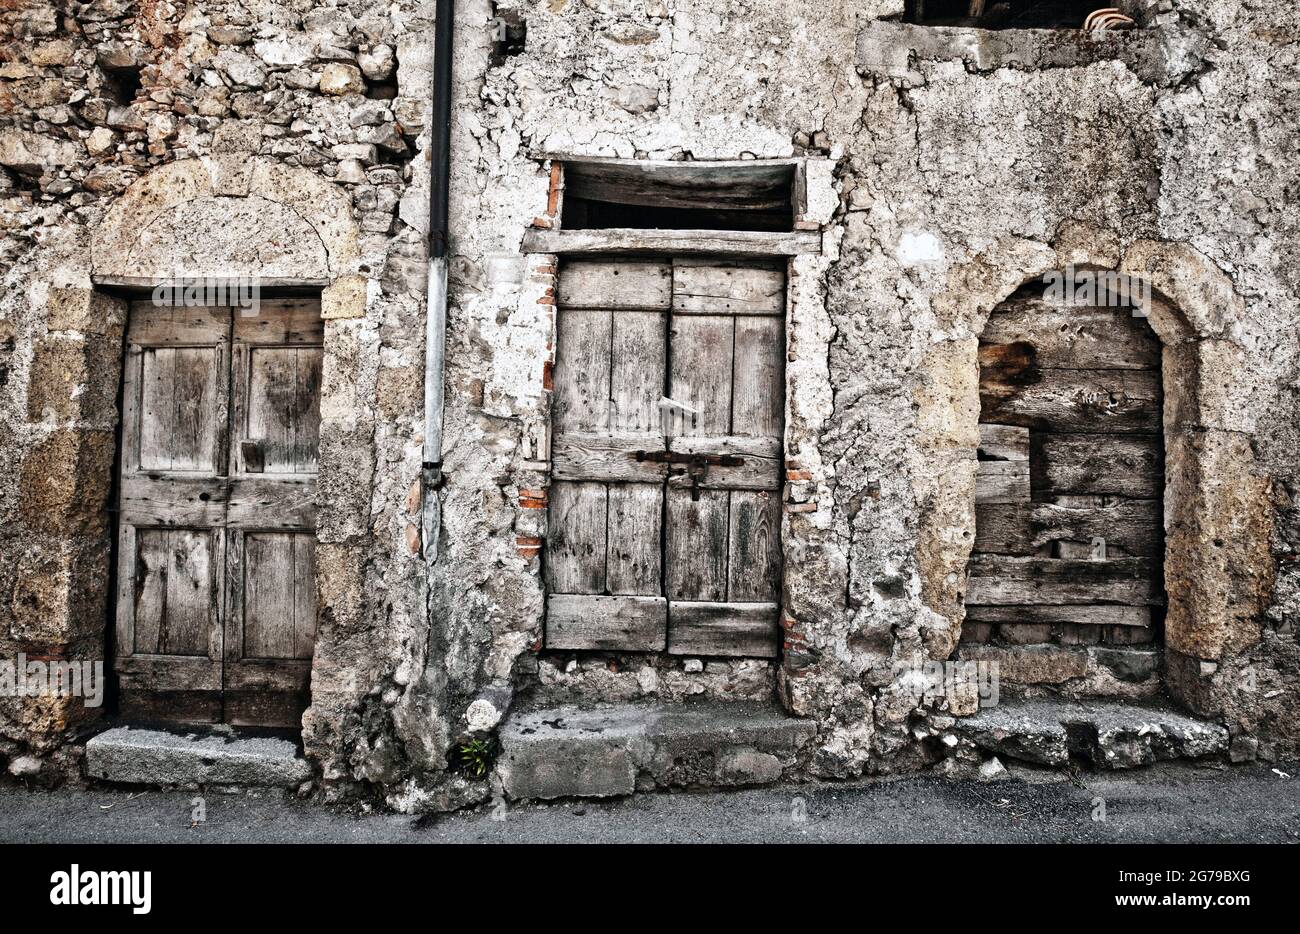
left=84, top=725, right=312, bottom=788
left=956, top=697, right=1229, bottom=769
left=499, top=701, right=817, bottom=800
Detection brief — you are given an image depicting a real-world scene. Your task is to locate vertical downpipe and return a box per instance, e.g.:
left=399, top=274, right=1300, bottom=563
left=422, top=0, right=455, bottom=561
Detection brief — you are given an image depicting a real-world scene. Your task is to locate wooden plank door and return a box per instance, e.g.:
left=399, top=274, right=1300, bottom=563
left=115, top=299, right=322, bottom=727
left=545, top=258, right=784, bottom=658
left=968, top=285, right=1165, bottom=655
left=664, top=260, right=783, bottom=657
left=116, top=304, right=232, bottom=723
left=223, top=300, right=322, bottom=727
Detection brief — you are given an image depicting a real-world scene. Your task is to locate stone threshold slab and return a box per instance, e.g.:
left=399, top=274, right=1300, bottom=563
left=85, top=725, right=312, bottom=788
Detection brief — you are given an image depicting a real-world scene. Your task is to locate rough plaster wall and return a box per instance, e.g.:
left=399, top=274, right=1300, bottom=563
left=0, top=0, right=1297, bottom=802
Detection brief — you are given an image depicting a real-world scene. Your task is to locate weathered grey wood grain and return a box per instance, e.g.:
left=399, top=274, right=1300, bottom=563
left=553, top=309, right=612, bottom=433
left=980, top=295, right=1160, bottom=370
left=557, top=260, right=672, bottom=310
left=1034, top=433, right=1163, bottom=498
left=980, top=367, right=1161, bottom=433
left=974, top=497, right=1162, bottom=557
left=672, top=261, right=785, bottom=315
left=727, top=490, right=781, bottom=602
left=546, top=594, right=668, bottom=651
left=667, top=601, right=780, bottom=657
left=545, top=481, right=607, bottom=594
left=665, top=488, right=729, bottom=602
left=669, top=314, right=733, bottom=436
left=964, top=604, right=1153, bottom=627
left=966, top=556, right=1163, bottom=605
left=975, top=460, right=1030, bottom=504
left=606, top=483, right=662, bottom=596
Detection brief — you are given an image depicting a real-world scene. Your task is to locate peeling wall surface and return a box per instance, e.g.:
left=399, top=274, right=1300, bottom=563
left=0, top=0, right=1297, bottom=808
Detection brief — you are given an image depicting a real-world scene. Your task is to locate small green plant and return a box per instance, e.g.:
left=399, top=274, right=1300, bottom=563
left=457, top=737, right=494, bottom=778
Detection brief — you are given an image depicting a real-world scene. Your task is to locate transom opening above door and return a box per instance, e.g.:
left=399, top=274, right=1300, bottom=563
left=559, top=159, right=799, bottom=233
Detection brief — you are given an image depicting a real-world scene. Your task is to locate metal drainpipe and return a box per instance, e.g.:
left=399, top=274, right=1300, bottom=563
left=422, top=0, right=454, bottom=560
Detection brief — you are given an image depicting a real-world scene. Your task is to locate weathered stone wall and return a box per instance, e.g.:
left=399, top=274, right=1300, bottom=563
left=1, top=0, right=1297, bottom=803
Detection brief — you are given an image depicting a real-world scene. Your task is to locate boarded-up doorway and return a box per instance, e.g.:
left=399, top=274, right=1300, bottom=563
left=114, top=298, right=321, bottom=727
left=966, top=283, right=1165, bottom=685
left=545, top=258, right=784, bottom=658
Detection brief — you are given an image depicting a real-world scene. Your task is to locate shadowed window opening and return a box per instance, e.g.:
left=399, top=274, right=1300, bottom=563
left=905, top=0, right=1134, bottom=30
left=560, top=160, right=796, bottom=232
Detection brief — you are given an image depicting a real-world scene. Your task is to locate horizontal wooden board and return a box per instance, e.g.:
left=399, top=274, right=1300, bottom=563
left=667, top=434, right=782, bottom=459
left=232, top=299, right=324, bottom=344
left=966, top=556, right=1163, bottom=606
left=672, top=261, right=785, bottom=316
left=1034, top=433, right=1163, bottom=498
left=980, top=295, right=1161, bottom=370
left=980, top=367, right=1161, bottom=433
left=126, top=304, right=230, bottom=344
left=975, top=460, right=1030, bottom=504
left=546, top=594, right=668, bottom=651
left=522, top=228, right=822, bottom=257
left=978, top=423, right=1029, bottom=461
left=550, top=432, right=671, bottom=483
left=964, top=604, right=1153, bottom=627
left=667, top=601, right=780, bottom=658
left=557, top=260, right=672, bottom=310
left=974, top=497, right=1162, bottom=557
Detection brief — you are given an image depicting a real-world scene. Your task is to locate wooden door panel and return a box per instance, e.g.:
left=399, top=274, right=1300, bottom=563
left=665, top=488, right=729, bottom=602
left=116, top=299, right=322, bottom=728
left=244, top=346, right=322, bottom=473
left=138, top=346, right=223, bottom=472
left=128, top=527, right=219, bottom=657
left=553, top=308, right=612, bottom=434
left=606, top=484, right=663, bottom=596
left=223, top=300, right=322, bottom=727
left=545, top=480, right=608, bottom=594
left=667, top=314, right=732, bottom=436
left=116, top=303, right=230, bottom=723
left=727, top=490, right=781, bottom=602
left=732, top=316, right=784, bottom=438
left=611, top=310, right=667, bottom=433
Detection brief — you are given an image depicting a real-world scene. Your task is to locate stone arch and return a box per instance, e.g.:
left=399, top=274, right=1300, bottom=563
left=914, top=230, right=1274, bottom=711
left=91, top=156, right=360, bottom=281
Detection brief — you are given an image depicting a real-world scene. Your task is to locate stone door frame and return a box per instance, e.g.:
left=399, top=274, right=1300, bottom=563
left=58, top=155, right=372, bottom=739
left=916, top=231, right=1275, bottom=714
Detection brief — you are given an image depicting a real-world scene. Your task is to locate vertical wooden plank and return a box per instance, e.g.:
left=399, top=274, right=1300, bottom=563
left=293, top=347, right=322, bottom=473
left=731, top=315, right=783, bottom=438
left=138, top=347, right=175, bottom=470
left=610, top=310, right=667, bottom=434
left=162, top=529, right=214, bottom=656
left=293, top=533, right=318, bottom=658
left=727, top=490, right=781, bottom=602
left=553, top=309, right=613, bottom=433
left=247, top=347, right=296, bottom=472
left=242, top=532, right=297, bottom=659
left=665, top=488, right=729, bottom=601
left=668, top=314, right=734, bottom=436
left=545, top=480, right=608, bottom=594
left=606, top=484, right=663, bottom=596
left=131, top=529, right=169, bottom=654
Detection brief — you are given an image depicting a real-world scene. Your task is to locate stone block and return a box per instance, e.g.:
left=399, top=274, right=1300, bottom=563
left=85, top=726, right=312, bottom=786
left=959, top=644, right=1088, bottom=684
left=25, top=336, right=121, bottom=424
left=18, top=429, right=115, bottom=535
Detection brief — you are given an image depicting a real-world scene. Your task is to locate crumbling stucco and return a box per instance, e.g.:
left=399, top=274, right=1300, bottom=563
left=1, top=0, right=1297, bottom=802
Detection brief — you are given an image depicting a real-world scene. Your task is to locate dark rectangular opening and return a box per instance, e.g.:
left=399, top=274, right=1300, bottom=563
left=560, top=160, right=796, bottom=232
left=906, top=0, right=1126, bottom=30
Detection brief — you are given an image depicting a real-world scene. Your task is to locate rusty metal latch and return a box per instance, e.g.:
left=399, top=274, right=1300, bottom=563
left=634, top=450, right=744, bottom=501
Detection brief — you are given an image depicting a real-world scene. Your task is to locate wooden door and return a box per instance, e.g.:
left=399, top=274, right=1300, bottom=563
left=115, top=299, right=321, bottom=727
left=546, top=258, right=784, bottom=658
left=967, top=284, right=1165, bottom=656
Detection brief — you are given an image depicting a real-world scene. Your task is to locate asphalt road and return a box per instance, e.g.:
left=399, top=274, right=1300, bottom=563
left=0, top=761, right=1296, bottom=843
